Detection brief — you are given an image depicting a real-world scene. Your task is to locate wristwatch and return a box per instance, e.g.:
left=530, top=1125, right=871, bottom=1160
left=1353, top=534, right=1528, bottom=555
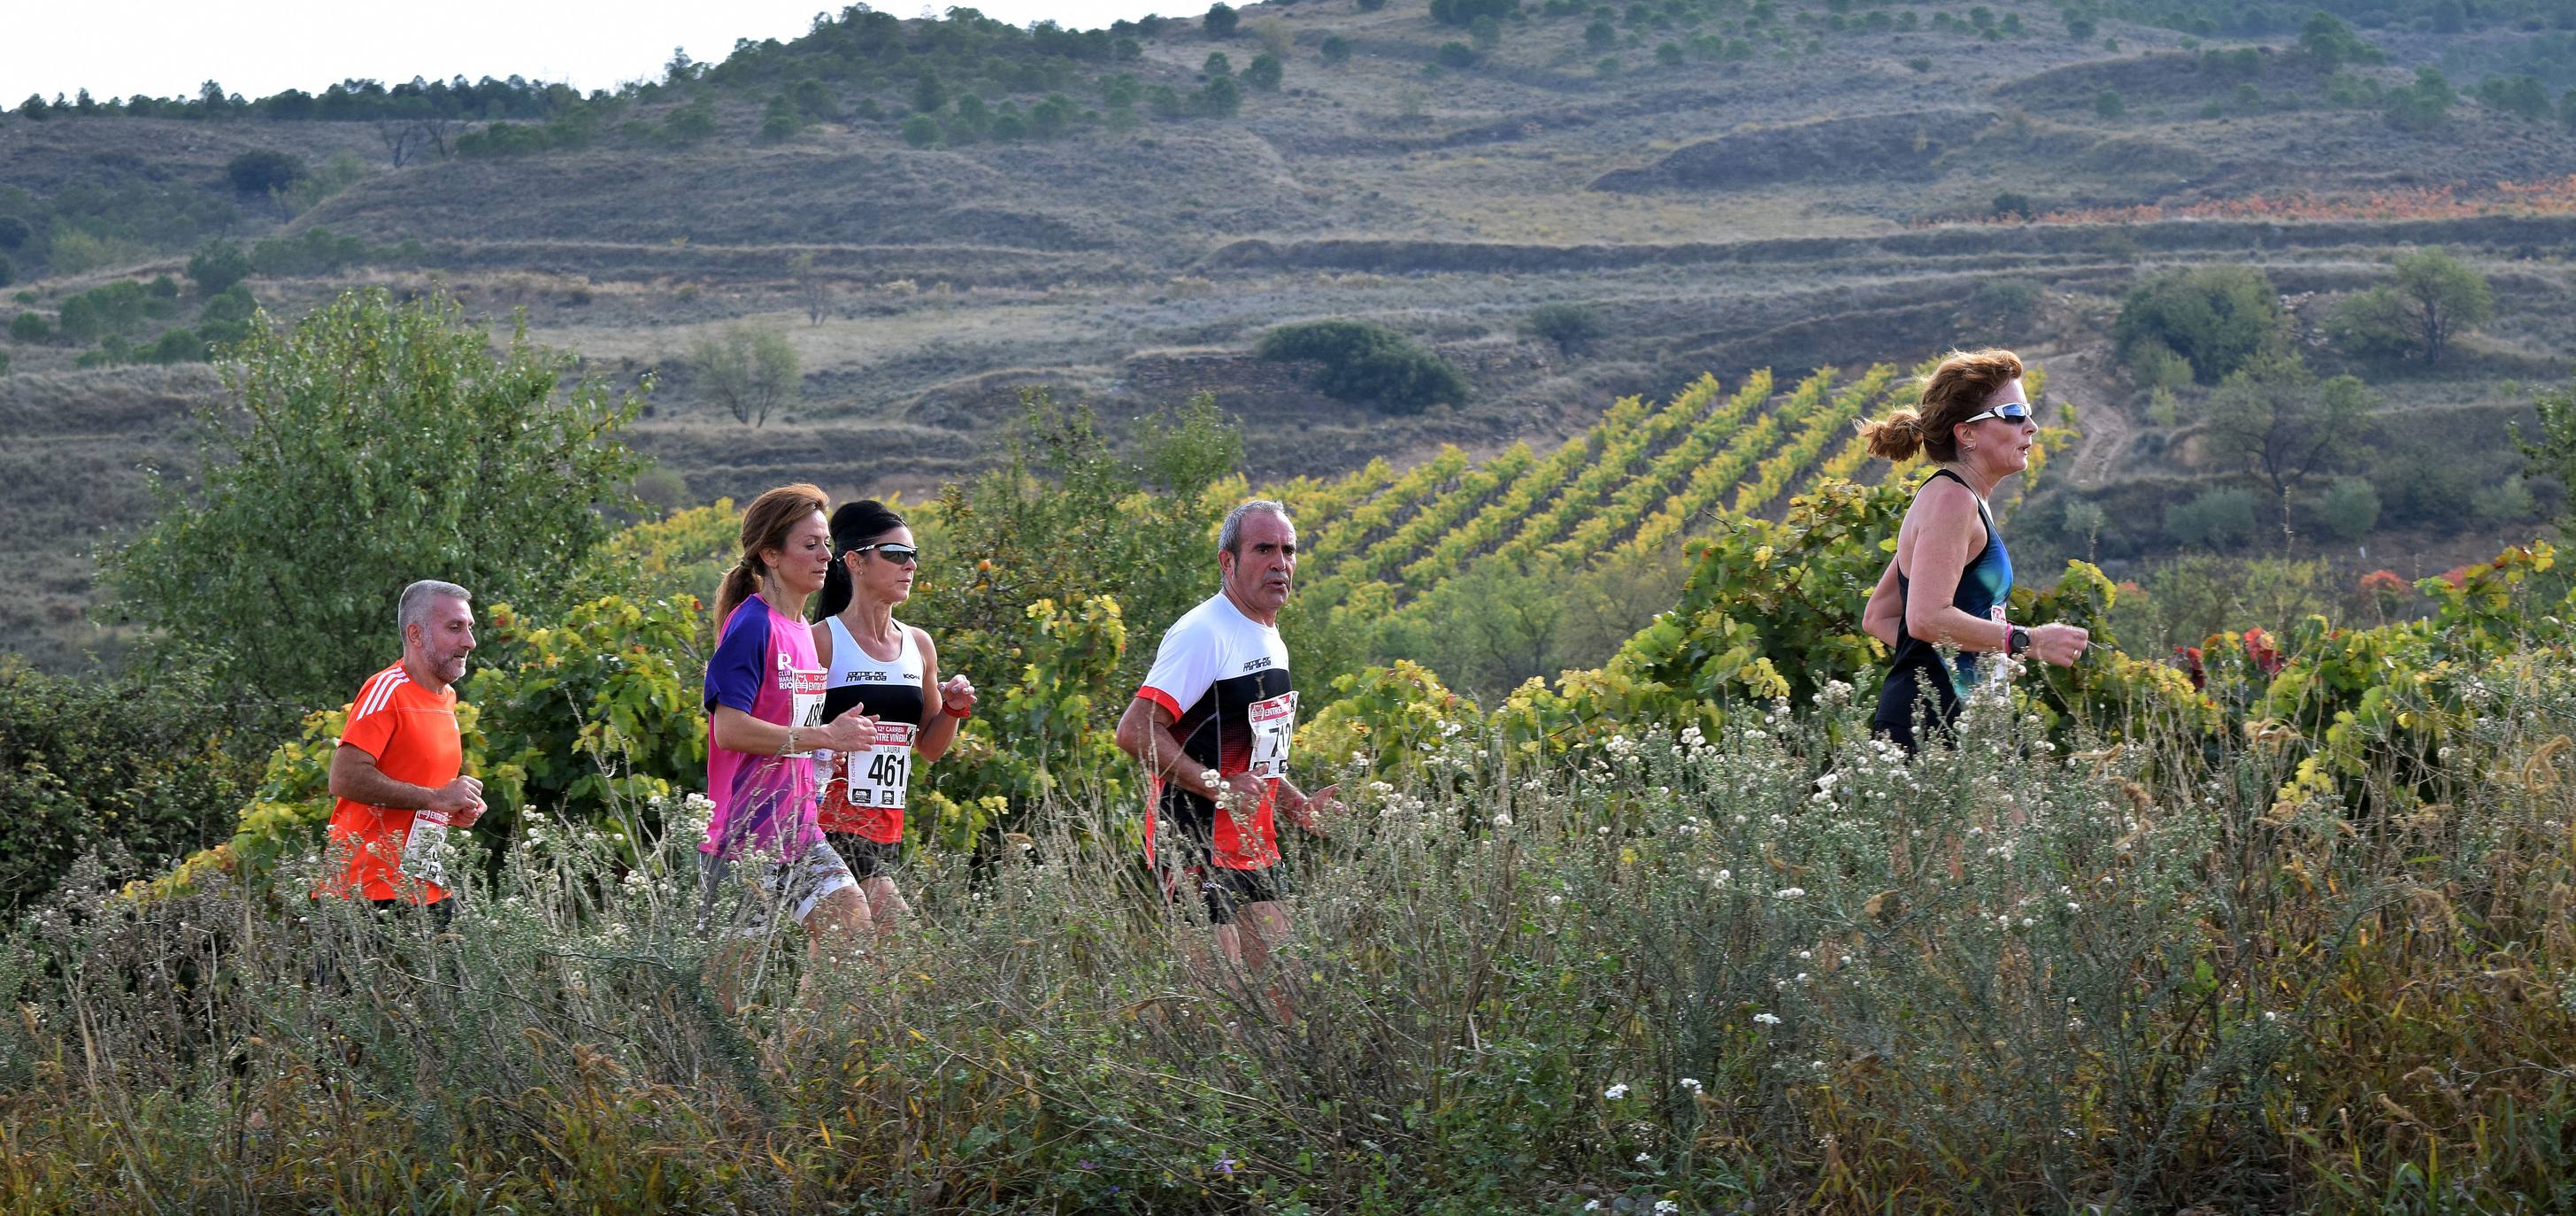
left=2007, top=626, right=2032, bottom=658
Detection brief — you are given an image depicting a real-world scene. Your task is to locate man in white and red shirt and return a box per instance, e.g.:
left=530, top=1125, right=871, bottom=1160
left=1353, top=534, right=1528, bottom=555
left=319, top=580, right=485, bottom=910
left=1117, top=501, right=1338, bottom=1004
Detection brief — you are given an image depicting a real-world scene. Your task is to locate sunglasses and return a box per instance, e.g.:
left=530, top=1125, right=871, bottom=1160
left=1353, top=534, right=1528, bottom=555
left=850, top=543, right=921, bottom=566
left=1960, top=402, right=2033, bottom=425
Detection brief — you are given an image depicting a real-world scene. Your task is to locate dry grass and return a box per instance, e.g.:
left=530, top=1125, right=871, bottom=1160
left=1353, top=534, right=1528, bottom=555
left=5, top=661, right=2574, bottom=1212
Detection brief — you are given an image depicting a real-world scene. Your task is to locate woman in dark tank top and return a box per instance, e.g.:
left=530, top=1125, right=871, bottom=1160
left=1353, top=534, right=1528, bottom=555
left=809, top=499, right=980, bottom=935
left=1856, top=349, right=2092, bottom=751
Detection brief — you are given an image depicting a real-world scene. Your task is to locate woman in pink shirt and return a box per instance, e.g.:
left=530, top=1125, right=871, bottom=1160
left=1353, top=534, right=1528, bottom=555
left=698, top=483, right=881, bottom=1006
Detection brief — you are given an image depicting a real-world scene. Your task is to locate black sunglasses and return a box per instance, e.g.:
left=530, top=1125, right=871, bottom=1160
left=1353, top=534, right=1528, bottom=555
left=1960, top=402, right=2033, bottom=424
left=850, top=543, right=921, bottom=566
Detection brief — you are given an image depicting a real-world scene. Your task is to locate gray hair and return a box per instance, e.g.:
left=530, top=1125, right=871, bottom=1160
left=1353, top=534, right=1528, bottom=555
left=1218, top=499, right=1292, bottom=558
left=397, top=580, right=473, bottom=640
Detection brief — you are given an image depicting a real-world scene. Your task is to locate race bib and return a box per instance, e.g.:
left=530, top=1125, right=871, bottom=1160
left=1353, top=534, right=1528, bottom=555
left=399, top=809, right=450, bottom=888
left=780, top=654, right=826, bottom=754
left=1248, top=691, right=1296, bottom=779
left=842, top=720, right=919, bottom=809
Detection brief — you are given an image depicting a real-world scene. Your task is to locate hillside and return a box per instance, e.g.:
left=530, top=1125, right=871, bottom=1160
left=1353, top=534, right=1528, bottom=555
left=5, top=0, right=2576, bottom=667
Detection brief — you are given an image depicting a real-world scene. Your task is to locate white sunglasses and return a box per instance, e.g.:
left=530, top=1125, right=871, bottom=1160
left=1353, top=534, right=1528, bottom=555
left=1961, top=402, right=2033, bottom=424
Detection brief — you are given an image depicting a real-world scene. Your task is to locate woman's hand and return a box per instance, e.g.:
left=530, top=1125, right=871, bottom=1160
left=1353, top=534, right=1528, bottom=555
left=812, top=712, right=880, bottom=753
left=2026, top=622, right=2090, bottom=666
left=938, top=673, right=977, bottom=720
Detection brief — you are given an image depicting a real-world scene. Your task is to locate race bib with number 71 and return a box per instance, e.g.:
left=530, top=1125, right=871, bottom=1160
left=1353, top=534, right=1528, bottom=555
left=1248, top=691, right=1296, bottom=779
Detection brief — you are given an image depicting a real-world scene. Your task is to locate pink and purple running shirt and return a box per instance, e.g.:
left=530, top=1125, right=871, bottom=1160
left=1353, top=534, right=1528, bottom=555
left=703, top=597, right=828, bottom=861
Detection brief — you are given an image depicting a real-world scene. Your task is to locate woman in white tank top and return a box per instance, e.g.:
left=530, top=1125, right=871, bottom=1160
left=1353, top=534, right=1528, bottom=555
left=809, top=500, right=978, bottom=935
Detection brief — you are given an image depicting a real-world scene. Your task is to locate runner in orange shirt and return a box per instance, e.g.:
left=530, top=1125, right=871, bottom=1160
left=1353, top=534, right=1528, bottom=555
left=320, top=580, right=486, bottom=911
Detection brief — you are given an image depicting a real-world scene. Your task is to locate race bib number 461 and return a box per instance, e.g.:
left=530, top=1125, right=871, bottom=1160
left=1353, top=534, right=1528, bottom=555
left=842, top=721, right=919, bottom=809
left=1248, top=691, right=1296, bottom=779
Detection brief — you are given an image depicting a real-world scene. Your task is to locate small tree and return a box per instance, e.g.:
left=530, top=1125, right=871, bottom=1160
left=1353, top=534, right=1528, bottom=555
left=2329, top=250, right=2491, bottom=366
left=789, top=252, right=832, bottom=324
left=2203, top=351, right=2377, bottom=534
left=1523, top=302, right=1604, bottom=356
left=688, top=325, right=800, bottom=427
left=101, top=290, right=645, bottom=707
left=2318, top=476, right=2380, bottom=542
left=2165, top=487, right=2259, bottom=551
left=1321, top=35, right=1354, bottom=65
left=2383, top=67, right=2454, bottom=129
left=1204, top=2, right=1241, bottom=37
left=2516, top=375, right=2576, bottom=529
left=1244, top=52, right=1285, bottom=89
left=912, top=70, right=948, bottom=114
left=902, top=113, right=941, bottom=147
left=187, top=241, right=252, bottom=296
left=2094, top=89, right=2125, bottom=119
left=225, top=150, right=306, bottom=196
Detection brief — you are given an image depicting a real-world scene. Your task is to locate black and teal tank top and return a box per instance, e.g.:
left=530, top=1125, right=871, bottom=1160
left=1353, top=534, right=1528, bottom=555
left=1887, top=468, right=2014, bottom=697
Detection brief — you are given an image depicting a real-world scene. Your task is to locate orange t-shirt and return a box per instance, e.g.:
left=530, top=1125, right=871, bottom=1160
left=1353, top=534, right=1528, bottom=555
left=319, top=662, right=463, bottom=904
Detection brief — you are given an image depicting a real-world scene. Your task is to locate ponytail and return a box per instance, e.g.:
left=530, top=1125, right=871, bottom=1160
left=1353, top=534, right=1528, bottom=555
left=816, top=558, right=853, bottom=621
left=711, top=558, right=762, bottom=628
left=1858, top=411, right=1926, bottom=463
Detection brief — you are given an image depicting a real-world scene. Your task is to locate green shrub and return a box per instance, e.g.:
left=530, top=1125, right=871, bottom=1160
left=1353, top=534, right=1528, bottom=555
left=1191, top=75, right=1242, bottom=117
left=2114, top=265, right=2285, bottom=385
left=1436, top=41, right=1479, bottom=67
left=247, top=227, right=368, bottom=278
left=2094, top=88, right=2125, bottom=118
left=196, top=284, right=258, bottom=348
left=224, top=150, right=306, bottom=196
left=1321, top=35, right=1353, bottom=64
left=2126, top=339, right=2195, bottom=391
left=1203, top=1, right=1240, bottom=36
left=661, top=100, right=717, bottom=144
left=1244, top=51, right=1285, bottom=89
left=1523, top=301, right=1605, bottom=354
left=1967, top=277, right=2042, bottom=323
left=1430, top=0, right=1517, bottom=21
left=2474, top=473, right=2537, bottom=523
left=0, top=216, right=28, bottom=250
left=1255, top=319, right=1470, bottom=413
left=902, top=112, right=941, bottom=146
left=6, top=312, right=45, bottom=343
left=2383, top=66, right=2454, bottom=129
left=2165, top=486, right=2260, bottom=550
left=0, top=657, right=260, bottom=911
left=2319, top=475, right=2380, bottom=541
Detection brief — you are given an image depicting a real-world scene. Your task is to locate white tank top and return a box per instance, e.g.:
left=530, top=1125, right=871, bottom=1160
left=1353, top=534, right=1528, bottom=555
left=821, top=614, right=927, bottom=727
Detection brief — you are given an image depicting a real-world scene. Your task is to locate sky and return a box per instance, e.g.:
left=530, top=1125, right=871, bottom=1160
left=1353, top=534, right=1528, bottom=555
left=4, top=0, right=1165, bottom=105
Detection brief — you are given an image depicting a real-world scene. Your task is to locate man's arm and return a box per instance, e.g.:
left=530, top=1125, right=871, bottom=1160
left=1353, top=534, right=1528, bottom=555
left=1115, top=697, right=1240, bottom=804
left=328, top=745, right=485, bottom=826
